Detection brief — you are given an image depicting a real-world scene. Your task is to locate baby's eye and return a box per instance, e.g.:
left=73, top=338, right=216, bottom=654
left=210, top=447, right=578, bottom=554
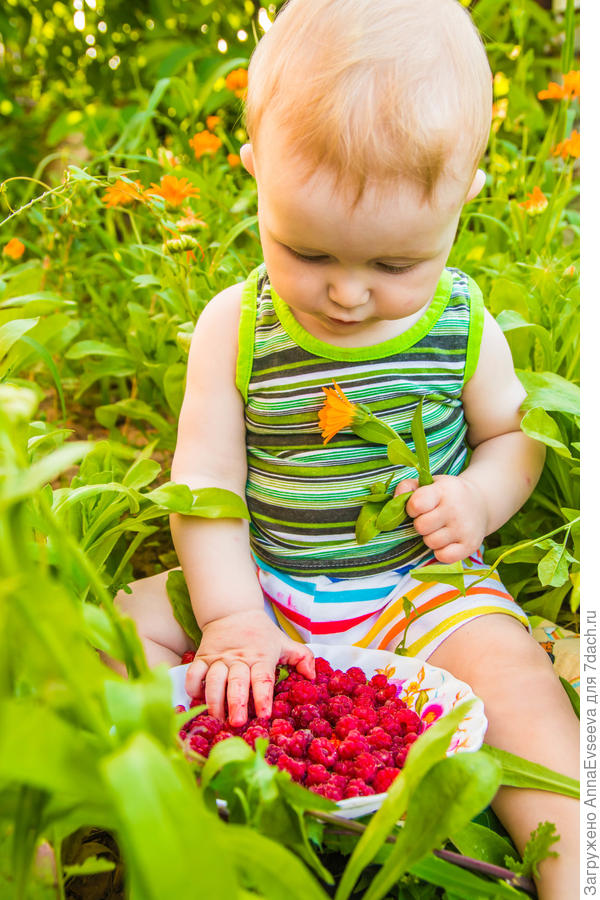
left=376, top=262, right=416, bottom=274
left=288, top=247, right=329, bottom=263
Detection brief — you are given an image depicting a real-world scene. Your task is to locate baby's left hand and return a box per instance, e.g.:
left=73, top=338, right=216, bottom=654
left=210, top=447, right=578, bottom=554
left=394, top=474, right=488, bottom=564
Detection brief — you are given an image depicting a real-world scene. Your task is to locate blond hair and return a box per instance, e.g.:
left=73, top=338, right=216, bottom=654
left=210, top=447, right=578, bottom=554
left=245, top=0, right=492, bottom=202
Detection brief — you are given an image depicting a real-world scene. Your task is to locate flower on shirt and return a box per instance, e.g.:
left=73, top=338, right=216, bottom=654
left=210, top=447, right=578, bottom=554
left=519, top=186, right=548, bottom=215
left=318, top=381, right=358, bottom=444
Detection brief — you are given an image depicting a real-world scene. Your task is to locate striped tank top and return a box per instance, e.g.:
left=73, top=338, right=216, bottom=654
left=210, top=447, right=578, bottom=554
left=235, top=264, right=484, bottom=578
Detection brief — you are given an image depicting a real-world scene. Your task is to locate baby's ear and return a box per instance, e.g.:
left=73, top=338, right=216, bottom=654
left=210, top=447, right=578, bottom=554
left=240, top=143, right=256, bottom=177
left=465, top=168, right=486, bottom=202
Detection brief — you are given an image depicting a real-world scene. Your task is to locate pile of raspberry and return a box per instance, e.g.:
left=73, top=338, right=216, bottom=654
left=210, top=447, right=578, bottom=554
left=177, top=656, right=426, bottom=800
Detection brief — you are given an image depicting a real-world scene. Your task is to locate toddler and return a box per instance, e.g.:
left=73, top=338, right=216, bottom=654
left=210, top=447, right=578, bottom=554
left=109, top=1, right=579, bottom=896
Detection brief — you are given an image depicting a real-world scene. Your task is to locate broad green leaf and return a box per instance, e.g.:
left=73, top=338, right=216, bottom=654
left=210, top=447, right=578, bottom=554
left=410, top=398, right=433, bottom=485
left=65, top=340, right=132, bottom=360
left=375, top=492, right=412, bottom=531
left=386, top=437, right=420, bottom=469
left=355, top=500, right=385, bottom=544
left=52, top=481, right=141, bottom=515
left=520, top=408, right=572, bottom=458
left=363, top=752, right=502, bottom=900
left=190, top=487, right=250, bottom=519
left=166, top=569, right=202, bottom=646
left=122, top=458, right=162, bottom=491
left=409, top=853, right=524, bottom=899
left=517, top=370, right=580, bottom=416
left=201, top=737, right=254, bottom=786
left=410, top=560, right=469, bottom=596
left=2, top=443, right=92, bottom=503
left=95, top=399, right=173, bottom=436
left=537, top=541, right=570, bottom=587
left=104, top=669, right=175, bottom=747
left=0, top=317, right=38, bottom=358
left=335, top=700, right=474, bottom=900
left=145, top=482, right=193, bottom=512
left=62, top=858, right=116, bottom=877
left=482, top=745, right=579, bottom=797
left=559, top=677, right=580, bottom=719
left=132, top=274, right=161, bottom=288
left=449, top=821, right=516, bottom=867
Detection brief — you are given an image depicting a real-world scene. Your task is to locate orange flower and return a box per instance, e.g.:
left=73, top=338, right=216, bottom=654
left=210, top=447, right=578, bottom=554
left=3, top=237, right=25, bottom=260
left=102, top=178, right=146, bottom=208
left=157, top=146, right=180, bottom=168
left=175, top=206, right=207, bottom=231
left=189, top=130, right=222, bottom=159
left=206, top=115, right=221, bottom=131
left=227, top=153, right=241, bottom=167
left=225, top=68, right=248, bottom=99
left=519, top=185, right=548, bottom=215
left=318, top=381, right=358, bottom=444
left=552, top=129, right=580, bottom=160
left=146, top=175, right=200, bottom=207
left=538, top=69, right=580, bottom=101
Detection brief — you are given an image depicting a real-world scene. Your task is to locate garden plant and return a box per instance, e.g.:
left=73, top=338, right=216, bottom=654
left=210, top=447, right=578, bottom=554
left=0, top=0, right=580, bottom=897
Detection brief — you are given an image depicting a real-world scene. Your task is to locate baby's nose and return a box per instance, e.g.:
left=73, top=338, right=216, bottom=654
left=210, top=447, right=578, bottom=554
left=328, top=274, right=370, bottom=309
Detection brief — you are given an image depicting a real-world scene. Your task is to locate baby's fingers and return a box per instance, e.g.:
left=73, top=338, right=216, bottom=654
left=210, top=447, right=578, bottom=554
left=204, top=659, right=229, bottom=721
left=185, top=655, right=208, bottom=701
left=250, top=662, right=275, bottom=719
left=227, top=661, right=251, bottom=726
left=281, top=641, right=315, bottom=681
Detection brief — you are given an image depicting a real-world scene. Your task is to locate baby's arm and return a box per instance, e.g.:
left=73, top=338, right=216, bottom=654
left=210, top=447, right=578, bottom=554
left=171, top=284, right=314, bottom=724
left=395, top=309, right=546, bottom=563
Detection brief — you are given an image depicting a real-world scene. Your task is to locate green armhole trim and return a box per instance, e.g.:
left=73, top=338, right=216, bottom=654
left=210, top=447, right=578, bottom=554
left=464, top=276, right=485, bottom=384
left=235, top=266, right=260, bottom=402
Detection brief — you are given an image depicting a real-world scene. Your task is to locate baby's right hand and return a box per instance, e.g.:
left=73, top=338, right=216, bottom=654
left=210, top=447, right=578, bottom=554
left=184, top=609, right=315, bottom=726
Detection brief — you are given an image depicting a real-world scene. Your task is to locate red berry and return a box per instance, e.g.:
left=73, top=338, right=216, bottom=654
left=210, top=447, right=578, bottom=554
left=211, top=730, right=233, bottom=746
left=333, top=758, right=354, bottom=777
left=338, top=731, right=369, bottom=760
left=325, top=695, right=354, bottom=722
left=181, top=650, right=196, bottom=664
left=286, top=729, right=313, bottom=759
left=174, top=704, right=187, bottom=715
left=335, top=714, right=366, bottom=740
left=355, top=706, right=378, bottom=729
left=292, top=703, right=320, bottom=728
left=289, top=681, right=319, bottom=705
left=328, top=671, right=356, bottom=695
left=366, top=727, right=393, bottom=750
left=277, top=753, right=307, bottom=782
left=271, top=699, right=292, bottom=718
left=353, top=685, right=377, bottom=706
left=305, top=764, right=330, bottom=786
left=308, top=737, right=338, bottom=767
left=353, top=752, right=378, bottom=783
left=265, top=745, right=284, bottom=765
left=315, top=657, right=334, bottom=677
left=372, top=767, right=401, bottom=793
left=369, top=674, right=389, bottom=690
left=404, top=732, right=418, bottom=746
left=244, top=725, right=269, bottom=748
left=378, top=713, right=405, bottom=737
left=394, top=747, right=409, bottom=767
left=346, top=666, right=367, bottom=685
left=188, top=715, right=222, bottom=740
left=344, top=779, right=375, bottom=798
left=269, top=718, right=294, bottom=738
left=309, top=718, right=333, bottom=738
left=375, top=685, right=397, bottom=704
left=372, top=749, right=393, bottom=768
left=382, top=697, right=408, bottom=712
left=188, top=734, right=209, bottom=755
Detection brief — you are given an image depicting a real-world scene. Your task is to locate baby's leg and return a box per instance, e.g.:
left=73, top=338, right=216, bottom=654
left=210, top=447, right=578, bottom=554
left=428, top=614, right=579, bottom=900
left=100, top=570, right=196, bottom=676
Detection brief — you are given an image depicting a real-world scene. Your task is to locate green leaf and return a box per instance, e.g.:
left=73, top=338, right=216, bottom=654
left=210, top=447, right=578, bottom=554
left=375, top=492, right=412, bottom=531
left=482, top=745, right=579, bottom=797
left=363, top=752, right=502, bottom=900
left=517, top=370, right=580, bottom=416
left=386, top=438, right=420, bottom=469
left=355, top=501, right=385, bottom=544
left=166, top=569, right=202, bottom=646
left=2, top=443, right=92, bottom=503
left=520, top=408, right=572, bottom=458
left=0, top=317, right=39, bottom=358
left=449, top=821, right=516, bottom=867
left=62, top=857, right=116, bottom=877
left=537, top=541, right=571, bottom=587
left=190, top=487, right=250, bottom=519
left=410, top=561, right=469, bottom=596
left=411, top=399, right=433, bottom=485
left=409, top=853, right=523, bottom=899
left=504, top=821, right=559, bottom=879
left=559, top=677, right=580, bottom=719
left=65, top=340, right=132, bottom=360
left=122, top=458, right=162, bottom=491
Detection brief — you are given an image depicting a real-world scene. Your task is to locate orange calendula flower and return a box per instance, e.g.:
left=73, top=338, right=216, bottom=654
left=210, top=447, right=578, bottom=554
left=318, top=381, right=358, bottom=444
left=175, top=206, right=207, bottom=232
left=519, top=185, right=548, bottom=215
left=538, top=69, right=580, bottom=101
left=206, top=115, right=221, bottom=131
left=102, top=179, right=146, bottom=208
left=227, top=153, right=241, bottom=167
left=189, top=130, right=222, bottom=159
left=552, top=129, right=580, bottom=160
left=3, top=237, right=25, bottom=260
left=146, top=175, right=200, bottom=207
left=225, top=68, right=248, bottom=99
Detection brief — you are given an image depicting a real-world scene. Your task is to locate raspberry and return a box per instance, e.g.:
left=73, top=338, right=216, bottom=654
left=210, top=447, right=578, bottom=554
left=312, top=782, right=345, bottom=801
left=354, top=706, right=378, bottom=729
left=335, top=714, right=366, bottom=740
left=338, top=731, right=369, bottom=760
left=353, top=685, right=377, bottom=706
left=178, top=729, right=188, bottom=741
left=269, top=718, right=294, bottom=739
left=369, top=674, right=389, bottom=690
left=325, top=695, right=354, bottom=722
left=404, top=732, right=418, bottom=746
left=378, top=712, right=405, bottom=737
left=277, top=754, right=306, bottom=782
left=346, top=666, right=367, bottom=685
left=395, top=709, right=423, bottom=728
left=394, top=747, right=409, bottom=768
left=353, top=752, right=378, bottom=783
left=309, top=718, right=333, bottom=738
left=308, top=737, right=338, bottom=767
left=271, top=700, right=292, bottom=718
left=328, top=671, right=356, bottom=695
left=190, top=695, right=205, bottom=708
left=211, top=730, right=233, bottom=746
left=265, top=745, right=284, bottom=765
left=390, top=735, right=406, bottom=754
left=188, top=734, right=209, bottom=756
left=181, top=650, right=196, bottom=664
left=292, top=703, right=320, bottom=728
left=315, top=657, right=334, bottom=677
left=188, top=715, right=222, bottom=740
left=274, top=686, right=290, bottom=700
left=382, top=697, right=408, bottom=713
left=333, top=758, right=354, bottom=777
left=344, top=779, right=375, bottom=798
left=244, top=725, right=269, bottom=748
left=252, top=716, right=272, bottom=730
left=289, top=681, right=319, bottom=705
left=174, top=704, right=187, bottom=715
left=366, top=727, right=393, bottom=750
left=372, top=767, right=401, bottom=793
left=375, top=685, right=397, bottom=704
left=286, top=729, right=313, bottom=759
left=305, top=764, right=330, bottom=786
left=314, top=682, right=331, bottom=701
left=271, top=732, right=293, bottom=749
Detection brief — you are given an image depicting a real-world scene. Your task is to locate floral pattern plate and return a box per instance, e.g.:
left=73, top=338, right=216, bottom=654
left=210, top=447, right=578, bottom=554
left=170, top=643, right=487, bottom=819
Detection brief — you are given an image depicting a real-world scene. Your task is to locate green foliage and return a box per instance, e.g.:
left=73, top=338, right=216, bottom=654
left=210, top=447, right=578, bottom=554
left=504, top=821, right=560, bottom=879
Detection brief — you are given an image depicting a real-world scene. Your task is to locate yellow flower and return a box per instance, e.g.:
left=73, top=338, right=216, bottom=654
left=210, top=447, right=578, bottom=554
left=225, top=68, right=248, bottom=99
left=519, top=185, right=548, bottom=215
left=318, top=381, right=359, bottom=444
left=189, top=130, right=222, bottom=159
left=227, top=153, right=241, bottom=167
left=552, top=129, right=580, bottom=160
left=493, top=71, right=509, bottom=98
left=3, top=238, right=25, bottom=260
left=146, top=175, right=200, bottom=207
left=206, top=115, right=221, bottom=131
left=102, top=179, right=146, bottom=208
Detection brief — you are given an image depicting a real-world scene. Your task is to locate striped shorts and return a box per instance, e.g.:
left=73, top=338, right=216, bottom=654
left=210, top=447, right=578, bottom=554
left=256, top=550, right=530, bottom=659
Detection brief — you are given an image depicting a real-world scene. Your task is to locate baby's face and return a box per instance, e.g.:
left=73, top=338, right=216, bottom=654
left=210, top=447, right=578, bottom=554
left=244, top=128, right=481, bottom=346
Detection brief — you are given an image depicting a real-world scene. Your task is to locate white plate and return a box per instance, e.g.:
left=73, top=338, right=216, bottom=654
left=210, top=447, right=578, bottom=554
left=170, top=642, right=487, bottom=818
